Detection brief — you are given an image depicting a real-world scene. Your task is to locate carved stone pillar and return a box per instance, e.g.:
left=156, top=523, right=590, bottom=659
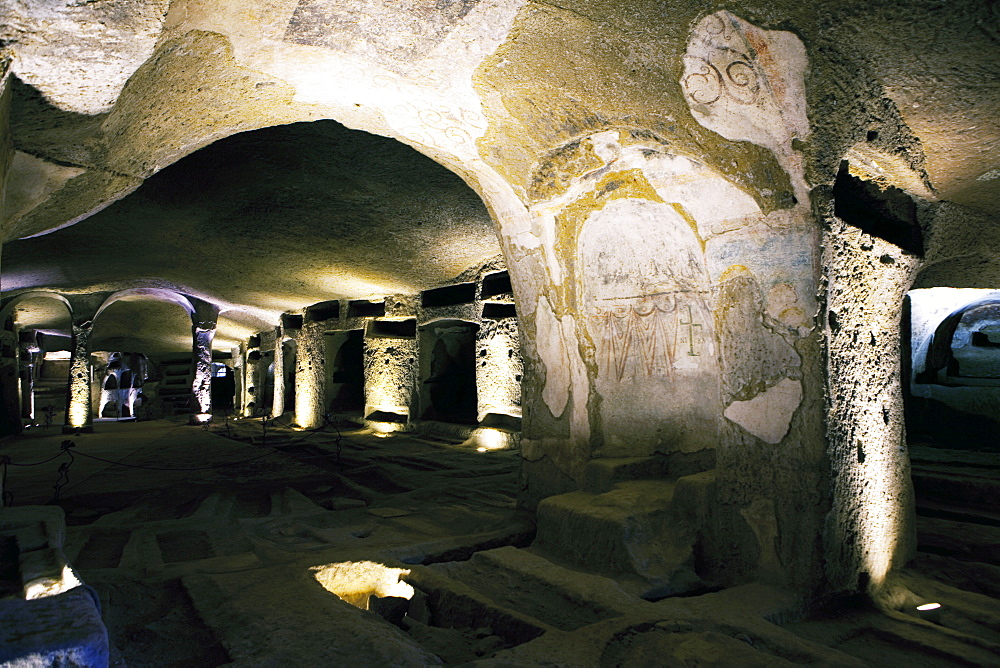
left=189, top=299, right=220, bottom=424
left=271, top=325, right=285, bottom=418
left=64, top=320, right=93, bottom=432
left=294, top=320, right=325, bottom=429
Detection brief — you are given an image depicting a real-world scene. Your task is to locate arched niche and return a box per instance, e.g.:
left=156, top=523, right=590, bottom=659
left=578, top=194, right=716, bottom=455
left=0, top=292, right=75, bottom=434
left=211, top=364, right=236, bottom=411
left=532, top=130, right=771, bottom=460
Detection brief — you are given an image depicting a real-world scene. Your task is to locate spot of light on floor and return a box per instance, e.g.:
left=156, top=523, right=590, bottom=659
left=370, top=422, right=396, bottom=437
left=472, top=427, right=510, bottom=451
left=311, top=561, right=414, bottom=610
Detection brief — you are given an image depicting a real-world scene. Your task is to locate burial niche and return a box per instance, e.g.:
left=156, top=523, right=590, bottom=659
left=419, top=320, right=479, bottom=424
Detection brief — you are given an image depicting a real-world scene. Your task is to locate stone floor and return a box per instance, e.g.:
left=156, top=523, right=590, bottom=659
left=1, top=418, right=999, bottom=666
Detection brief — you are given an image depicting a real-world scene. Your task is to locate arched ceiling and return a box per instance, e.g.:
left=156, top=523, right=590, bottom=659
left=90, top=298, right=195, bottom=354
left=2, top=119, right=501, bottom=351
left=6, top=294, right=71, bottom=338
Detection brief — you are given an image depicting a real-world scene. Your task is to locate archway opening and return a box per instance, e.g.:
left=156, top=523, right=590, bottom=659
left=0, top=293, right=74, bottom=432
left=211, top=363, right=236, bottom=411
left=326, top=330, right=365, bottom=414
left=91, top=298, right=194, bottom=418
left=419, top=320, right=479, bottom=425
left=907, top=289, right=1000, bottom=451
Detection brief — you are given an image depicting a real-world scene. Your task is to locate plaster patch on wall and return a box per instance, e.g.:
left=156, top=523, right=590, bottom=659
left=535, top=296, right=570, bottom=418
left=716, top=265, right=803, bottom=404
left=724, top=377, right=801, bottom=444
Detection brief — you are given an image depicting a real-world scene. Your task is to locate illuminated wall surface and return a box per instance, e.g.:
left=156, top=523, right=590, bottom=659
left=476, top=318, right=521, bottom=421
left=363, top=329, right=418, bottom=421
left=294, top=322, right=326, bottom=429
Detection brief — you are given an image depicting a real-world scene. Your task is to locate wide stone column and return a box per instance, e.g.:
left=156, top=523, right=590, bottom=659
left=243, top=336, right=262, bottom=417
left=294, top=320, right=325, bottom=429
left=64, top=320, right=94, bottom=432
left=271, top=325, right=285, bottom=418
left=189, top=300, right=220, bottom=424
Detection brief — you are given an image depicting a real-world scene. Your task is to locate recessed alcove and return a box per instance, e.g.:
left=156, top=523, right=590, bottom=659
left=480, top=271, right=512, bottom=299
left=481, top=303, right=516, bottom=320
left=418, top=320, right=479, bottom=424
left=421, top=283, right=477, bottom=308
left=211, top=364, right=236, bottom=411
left=281, top=314, right=304, bottom=330
left=367, top=319, right=417, bottom=339
left=307, top=301, right=341, bottom=323
left=348, top=300, right=386, bottom=319
left=906, top=288, right=1000, bottom=450
left=325, top=330, right=365, bottom=413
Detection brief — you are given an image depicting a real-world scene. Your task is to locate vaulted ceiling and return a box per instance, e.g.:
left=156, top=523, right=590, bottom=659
left=2, top=118, right=500, bottom=351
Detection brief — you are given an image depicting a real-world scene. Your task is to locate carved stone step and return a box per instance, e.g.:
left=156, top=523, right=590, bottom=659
left=582, top=449, right=715, bottom=494
left=534, top=477, right=710, bottom=598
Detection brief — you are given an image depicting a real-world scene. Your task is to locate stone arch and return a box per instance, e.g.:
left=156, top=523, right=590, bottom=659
left=0, top=291, right=73, bottom=325
left=95, top=288, right=195, bottom=322
left=919, top=296, right=1000, bottom=383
